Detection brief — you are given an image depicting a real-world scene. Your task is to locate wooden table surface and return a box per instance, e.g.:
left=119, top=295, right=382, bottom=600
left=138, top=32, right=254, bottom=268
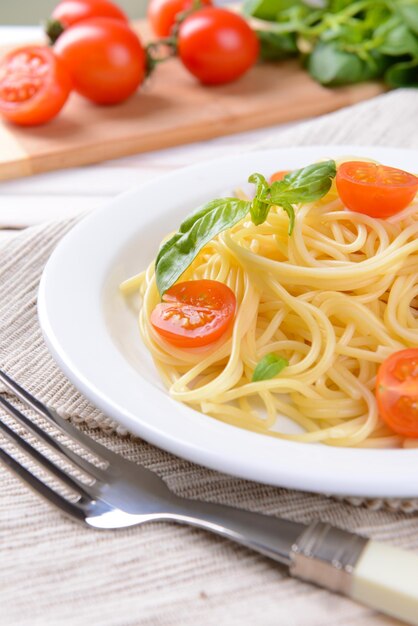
left=0, top=26, right=300, bottom=246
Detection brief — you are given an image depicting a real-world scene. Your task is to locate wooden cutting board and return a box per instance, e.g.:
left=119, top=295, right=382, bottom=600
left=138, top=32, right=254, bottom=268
left=0, top=20, right=385, bottom=181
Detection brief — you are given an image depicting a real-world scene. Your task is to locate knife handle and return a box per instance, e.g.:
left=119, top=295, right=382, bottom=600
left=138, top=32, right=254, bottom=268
left=351, top=540, right=418, bottom=625
left=290, top=521, right=418, bottom=626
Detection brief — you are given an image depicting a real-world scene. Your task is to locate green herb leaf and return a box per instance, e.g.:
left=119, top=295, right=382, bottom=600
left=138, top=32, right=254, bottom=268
left=385, top=58, right=418, bottom=87
left=248, top=173, right=271, bottom=225
left=396, top=1, right=418, bottom=36
left=256, top=30, right=298, bottom=61
left=155, top=161, right=337, bottom=294
left=376, top=15, right=418, bottom=57
left=270, top=160, right=337, bottom=204
left=243, top=0, right=297, bottom=20
left=250, top=161, right=336, bottom=232
left=308, top=42, right=382, bottom=85
left=155, top=199, right=250, bottom=295
left=252, top=353, right=289, bottom=382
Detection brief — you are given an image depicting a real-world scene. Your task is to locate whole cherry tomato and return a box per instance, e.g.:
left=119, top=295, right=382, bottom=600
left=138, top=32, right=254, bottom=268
left=54, top=18, right=146, bottom=104
left=376, top=349, right=418, bottom=438
left=47, top=0, right=127, bottom=42
left=177, top=7, right=259, bottom=85
left=147, top=0, right=212, bottom=37
left=336, top=161, right=418, bottom=218
left=151, top=279, right=236, bottom=347
left=0, top=46, right=72, bottom=126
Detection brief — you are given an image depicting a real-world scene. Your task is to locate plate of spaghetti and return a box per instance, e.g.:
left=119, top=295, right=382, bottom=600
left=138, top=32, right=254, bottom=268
left=38, top=146, right=418, bottom=498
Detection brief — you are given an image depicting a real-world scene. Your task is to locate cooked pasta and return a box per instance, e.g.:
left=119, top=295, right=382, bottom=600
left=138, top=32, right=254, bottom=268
left=121, top=171, right=418, bottom=448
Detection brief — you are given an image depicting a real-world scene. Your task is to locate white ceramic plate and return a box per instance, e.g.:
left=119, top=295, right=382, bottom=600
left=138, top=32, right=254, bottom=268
left=38, top=146, right=418, bottom=498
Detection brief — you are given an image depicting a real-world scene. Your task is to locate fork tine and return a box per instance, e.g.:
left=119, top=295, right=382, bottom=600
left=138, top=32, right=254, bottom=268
left=0, top=368, right=115, bottom=469
left=0, top=397, right=94, bottom=500
left=0, top=391, right=108, bottom=481
left=0, top=446, right=86, bottom=523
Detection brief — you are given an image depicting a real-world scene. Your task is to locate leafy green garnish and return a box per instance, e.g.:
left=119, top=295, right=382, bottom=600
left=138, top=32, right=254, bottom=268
left=245, top=0, right=418, bottom=88
left=385, top=58, right=418, bottom=88
left=155, top=160, right=336, bottom=295
left=256, top=30, right=298, bottom=61
left=308, top=43, right=385, bottom=86
left=155, top=198, right=250, bottom=296
left=271, top=160, right=337, bottom=204
left=252, top=353, right=289, bottom=382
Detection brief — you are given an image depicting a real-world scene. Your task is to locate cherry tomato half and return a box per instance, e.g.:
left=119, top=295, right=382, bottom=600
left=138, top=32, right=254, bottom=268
left=0, top=46, right=72, bottom=126
left=376, top=348, right=418, bottom=438
left=336, top=161, right=418, bottom=218
left=148, top=0, right=212, bottom=37
left=178, top=7, right=259, bottom=85
left=151, top=279, right=236, bottom=348
left=270, top=170, right=290, bottom=183
left=54, top=18, right=145, bottom=104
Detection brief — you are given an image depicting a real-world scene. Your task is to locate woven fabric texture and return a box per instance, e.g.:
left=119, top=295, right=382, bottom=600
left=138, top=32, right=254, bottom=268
left=1, top=88, right=417, bottom=626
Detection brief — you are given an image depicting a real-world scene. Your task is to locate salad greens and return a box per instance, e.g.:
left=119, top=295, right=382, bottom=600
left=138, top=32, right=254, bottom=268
left=155, top=159, right=336, bottom=295
left=244, top=0, right=418, bottom=87
left=252, top=353, right=289, bottom=382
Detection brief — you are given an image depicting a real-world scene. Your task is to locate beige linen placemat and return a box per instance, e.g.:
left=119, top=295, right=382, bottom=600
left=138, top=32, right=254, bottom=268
left=1, top=88, right=417, bottom=626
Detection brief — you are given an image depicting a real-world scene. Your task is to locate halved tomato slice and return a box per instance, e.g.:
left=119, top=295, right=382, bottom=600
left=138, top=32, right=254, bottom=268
left=151, top=279, right=236, bottom=348
left=376, top=348, right=418, bottom=438
left=0, top=46, right=72, bottom=126
left=336, top=161, right=418, bottom=218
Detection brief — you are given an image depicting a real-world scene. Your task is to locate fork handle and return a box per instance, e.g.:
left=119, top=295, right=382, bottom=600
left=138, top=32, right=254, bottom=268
left=170, top=498, right=418, bottom=625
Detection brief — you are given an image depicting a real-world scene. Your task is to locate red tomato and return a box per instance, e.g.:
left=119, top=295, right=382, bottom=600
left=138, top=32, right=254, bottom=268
left=376, top=349, right=418, bottom=438
left=336, top=161, right=418, bottom=218
left=148, top=0, right=212, bottom=37
left=54, top=18, right=145, bottom=104
left=270, top=170, right=290, bottom=183
left=151, top=280, right=236, bottom=348
left=51, top=0, right=127, bottom=28
left=178, top=7, right=259, bottom=85
left=0, top=46, right=72, bottom=126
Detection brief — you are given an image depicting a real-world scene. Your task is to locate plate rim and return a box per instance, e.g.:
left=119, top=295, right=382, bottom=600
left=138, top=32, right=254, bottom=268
left=38, top=145, right=418, bottom=499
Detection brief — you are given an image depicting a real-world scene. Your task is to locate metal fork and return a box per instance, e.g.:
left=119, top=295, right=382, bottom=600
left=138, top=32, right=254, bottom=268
left=1, top=368, right=418, bottom=626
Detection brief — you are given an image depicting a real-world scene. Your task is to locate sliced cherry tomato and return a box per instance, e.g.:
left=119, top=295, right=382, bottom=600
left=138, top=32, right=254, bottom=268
left=270, top=170, right=290, bottom=183
left=151, top=279, right=236, bottom=348
left=54, top=18, right=145, bottom=104
left=0, top=46, right=72, bottom=126
left=376, top=348, right=418, bottom=438
left=178, top=7, right=259, bottom=85
left=336, top=161, right=418, bottom=218
left=47, top=0, right=127, bottom=42
left=148, top=0, right=212, bottom=37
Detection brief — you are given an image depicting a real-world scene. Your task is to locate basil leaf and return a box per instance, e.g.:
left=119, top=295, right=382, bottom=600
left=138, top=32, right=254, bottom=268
left=252, top=354, right=289, bottom=382
left=276, top=199, right=295, bottom=234
left=308, top=42, right=382, bottom=85
left=243, top=0, right=297, bottom=20
left=270, top=160, right=336, bottom=205
left=396, top=1, right=418, bottom=36
left=248, top=173, right=271, bottom=225
left=155, top=161, right=336, bottom=294
left=256, top=30, right=298, bottom=61
left=385, top=58, right=418, bottom=87
left=155, top=198, right=250, bottom=295
left=376, top=15, right=418, bottom=57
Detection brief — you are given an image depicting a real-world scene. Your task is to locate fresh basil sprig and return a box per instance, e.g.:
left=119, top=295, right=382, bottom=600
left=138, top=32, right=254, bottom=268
left=252, top=353, right=289, bottom=382
left=244, top=0, right=418, bottom=89
left=155, top=160, right=336, bottom=295
left=155, top=198, right=251, bottom=296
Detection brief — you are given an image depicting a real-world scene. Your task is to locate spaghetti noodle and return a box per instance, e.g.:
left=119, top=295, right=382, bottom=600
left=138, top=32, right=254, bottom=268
left=121, top=169, right=418, bottom=448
